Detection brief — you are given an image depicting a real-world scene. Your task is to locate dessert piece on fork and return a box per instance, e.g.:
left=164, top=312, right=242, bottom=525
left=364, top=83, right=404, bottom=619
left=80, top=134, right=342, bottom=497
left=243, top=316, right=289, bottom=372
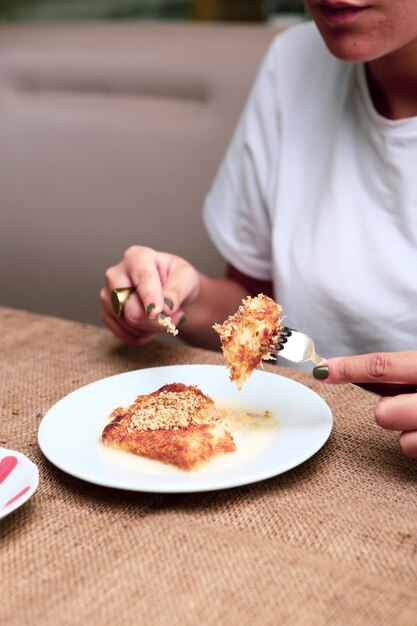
left=213, top=294, right=283, bottom=390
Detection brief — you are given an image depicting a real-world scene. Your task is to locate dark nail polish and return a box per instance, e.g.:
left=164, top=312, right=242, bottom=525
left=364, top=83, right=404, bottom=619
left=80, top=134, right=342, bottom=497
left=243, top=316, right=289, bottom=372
left=164, top=297, right=174, bottom=310
left=179, top=315, right=187, bottom=325
left=313, top=365, right=329, bottom=380
left=146, top=303, right=156, bottom=316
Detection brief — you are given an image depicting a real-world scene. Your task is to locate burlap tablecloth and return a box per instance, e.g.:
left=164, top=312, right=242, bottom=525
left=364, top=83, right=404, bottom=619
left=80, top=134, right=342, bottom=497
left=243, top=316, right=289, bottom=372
left=1, top=306, right=416, bottom=625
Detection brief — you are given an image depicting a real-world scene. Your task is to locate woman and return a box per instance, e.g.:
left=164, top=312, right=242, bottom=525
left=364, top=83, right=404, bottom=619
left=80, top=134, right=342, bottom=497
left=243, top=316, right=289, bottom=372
left=101, top=1, right=417, bottom=455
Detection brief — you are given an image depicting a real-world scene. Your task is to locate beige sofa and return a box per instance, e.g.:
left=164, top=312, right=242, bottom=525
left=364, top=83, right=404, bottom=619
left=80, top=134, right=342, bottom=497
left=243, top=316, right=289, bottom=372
left=0, top=19, right=296, bottom=325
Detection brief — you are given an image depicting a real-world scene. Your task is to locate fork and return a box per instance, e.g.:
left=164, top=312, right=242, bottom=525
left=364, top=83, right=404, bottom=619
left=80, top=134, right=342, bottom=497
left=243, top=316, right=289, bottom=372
left=276, top=327, right=417, bottom=397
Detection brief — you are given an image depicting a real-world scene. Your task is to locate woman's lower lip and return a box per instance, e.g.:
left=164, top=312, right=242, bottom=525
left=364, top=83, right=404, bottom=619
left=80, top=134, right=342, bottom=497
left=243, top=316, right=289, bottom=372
left=318, top=5, right=367, bottom=24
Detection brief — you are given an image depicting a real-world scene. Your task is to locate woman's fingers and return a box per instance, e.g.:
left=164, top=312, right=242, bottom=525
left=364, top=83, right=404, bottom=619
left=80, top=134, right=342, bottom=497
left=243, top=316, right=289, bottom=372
left=103, top=246, right=166, bottom=323
left=314, top=350, right=417, bottom=458
left=398, top=431, right=417, bottom=457
left=375, top=394, right=417, bottom=431
left=101, top=284, right=173, bottom=339
left=319, top=352, right=417, bottom=385
left=124, top=247, right=167, bottom=317
left=101, top=246, right=200, bottom=342
left=156, top=256, right=200, bottom=313
left=121, top=251, right=198, bottom=327
left=100, top=306, right=156, bottom=346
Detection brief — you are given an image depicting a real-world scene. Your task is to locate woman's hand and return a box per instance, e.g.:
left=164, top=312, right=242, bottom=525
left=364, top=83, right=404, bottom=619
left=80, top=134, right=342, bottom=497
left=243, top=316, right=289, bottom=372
left=100, top=245, right=200, bottom=346
left=313, top=352, right=417, bottom=457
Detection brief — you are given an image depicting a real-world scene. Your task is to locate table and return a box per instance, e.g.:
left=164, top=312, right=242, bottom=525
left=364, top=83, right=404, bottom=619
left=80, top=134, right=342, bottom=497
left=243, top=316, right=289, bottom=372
left=1, top=306, right=416, bottom=625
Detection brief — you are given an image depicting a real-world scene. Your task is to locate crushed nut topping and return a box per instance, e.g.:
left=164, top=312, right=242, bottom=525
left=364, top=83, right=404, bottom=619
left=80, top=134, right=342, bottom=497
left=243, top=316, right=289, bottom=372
left=108, top=384, right=217, bottom=433
left=157, top=314, right=178, bottom=336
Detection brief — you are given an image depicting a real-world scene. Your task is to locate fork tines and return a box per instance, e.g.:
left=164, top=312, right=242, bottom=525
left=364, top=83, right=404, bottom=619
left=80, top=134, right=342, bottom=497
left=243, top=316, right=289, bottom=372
left=275, top=327, right=293, bottom=351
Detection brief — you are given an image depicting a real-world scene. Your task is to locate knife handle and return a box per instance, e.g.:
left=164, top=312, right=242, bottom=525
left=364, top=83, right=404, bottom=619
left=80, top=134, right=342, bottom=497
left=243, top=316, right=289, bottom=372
left=353, top=382, right=417, bottom=397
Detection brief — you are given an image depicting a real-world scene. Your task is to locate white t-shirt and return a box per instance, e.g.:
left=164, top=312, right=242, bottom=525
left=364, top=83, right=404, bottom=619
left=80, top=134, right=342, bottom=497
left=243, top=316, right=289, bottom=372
left=203, top=21, right=417, bottom=359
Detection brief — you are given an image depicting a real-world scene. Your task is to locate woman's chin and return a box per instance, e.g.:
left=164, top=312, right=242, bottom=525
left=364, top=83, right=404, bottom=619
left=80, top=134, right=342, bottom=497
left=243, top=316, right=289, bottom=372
left=321, top=34, right=381, bottom=63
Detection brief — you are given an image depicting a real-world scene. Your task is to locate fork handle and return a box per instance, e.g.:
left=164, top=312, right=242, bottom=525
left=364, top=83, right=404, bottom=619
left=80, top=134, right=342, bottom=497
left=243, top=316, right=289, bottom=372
left=353, top=382, right=417, bottom=397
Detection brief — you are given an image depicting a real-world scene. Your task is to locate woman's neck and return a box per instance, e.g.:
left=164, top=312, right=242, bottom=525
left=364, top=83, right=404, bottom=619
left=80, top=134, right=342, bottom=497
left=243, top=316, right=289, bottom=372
left=366, top=41, right=417, bottom=120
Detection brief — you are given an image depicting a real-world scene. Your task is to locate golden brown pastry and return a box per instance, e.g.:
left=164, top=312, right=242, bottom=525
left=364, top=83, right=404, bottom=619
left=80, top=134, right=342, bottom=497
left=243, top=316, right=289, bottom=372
left=102, top=383, right=236, bottom=471
left=213, top=294, right=283, bottom=389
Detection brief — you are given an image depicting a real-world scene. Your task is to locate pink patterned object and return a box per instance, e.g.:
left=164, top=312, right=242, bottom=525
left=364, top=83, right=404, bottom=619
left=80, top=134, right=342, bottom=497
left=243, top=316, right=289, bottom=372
left=0, top=447, right=39, bottom=519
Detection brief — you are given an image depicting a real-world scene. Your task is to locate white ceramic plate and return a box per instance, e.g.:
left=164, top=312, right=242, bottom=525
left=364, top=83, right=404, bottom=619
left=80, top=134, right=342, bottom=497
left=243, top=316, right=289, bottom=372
left=0, top=447, right=39, bottom=519
left=38, top=364, right=332, bottom=493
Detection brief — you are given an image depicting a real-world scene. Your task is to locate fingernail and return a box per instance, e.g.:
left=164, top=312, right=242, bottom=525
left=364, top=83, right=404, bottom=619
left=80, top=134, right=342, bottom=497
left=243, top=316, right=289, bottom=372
left=146, top=303, right=156, bottom=316
left=179, top=314, right=187, bottom=325
left=164, top=297, right=174, bottom=310
left=313, top=365, right=329, bottom=380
